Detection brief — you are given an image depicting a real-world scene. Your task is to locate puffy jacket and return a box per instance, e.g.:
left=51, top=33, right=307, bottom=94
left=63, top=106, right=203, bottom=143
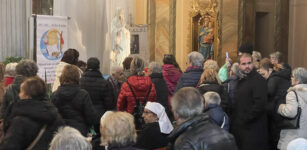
left=0, top=99, right=64, bottom=150
left=167, top=113, right=237, bottom=150
left=117, top=76, right=156, bottom=114
left=174, top=65, right=203, bottom=93
left=204, top=104, right=229, bottom=131
left=51, top=84, right=99, bottom=136
left=162, top=64, right=182, bottom=99
left=80, top=69, right=113, bottom=117
left=1, top=75, right=25, bottom=132
left=277, top=84, right=307, bottom=150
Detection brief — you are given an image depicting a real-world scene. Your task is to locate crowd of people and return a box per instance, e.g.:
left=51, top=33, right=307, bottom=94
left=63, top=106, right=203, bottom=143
left=0, top=43, right=306, bottom=150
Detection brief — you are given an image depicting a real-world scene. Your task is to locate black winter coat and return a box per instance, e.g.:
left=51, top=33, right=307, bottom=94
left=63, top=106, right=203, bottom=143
left=80, top=70, right=113, bottom=116
left=51, top=84, right=99, bottom=136
left=167, top=113, right=237, bottom=150
left=0, top=75, right=25, bottom=132
left=231, top=69, right=269, bottom=150
left=149, top=73, right=171, bottom=117
left=175, top=66, right=203, bottom=93
left=266, top=69, right=291, bottom=149
left=135, top=122, right=168, bottom=150
left=0, top=99, right=64, bottom=150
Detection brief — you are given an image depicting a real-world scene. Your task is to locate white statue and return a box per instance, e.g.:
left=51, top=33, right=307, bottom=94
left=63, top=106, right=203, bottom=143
left=110, top=8, right=131, bottom=67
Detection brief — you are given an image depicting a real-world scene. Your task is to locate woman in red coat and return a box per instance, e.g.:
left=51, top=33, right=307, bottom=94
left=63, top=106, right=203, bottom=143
left=117, top=57, right=156, bottom=114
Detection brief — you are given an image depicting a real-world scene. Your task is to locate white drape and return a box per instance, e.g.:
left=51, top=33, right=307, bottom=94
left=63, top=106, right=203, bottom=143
left=0, top=0, right=32, bottom=61
left=53, top=0, right=134, bottom=74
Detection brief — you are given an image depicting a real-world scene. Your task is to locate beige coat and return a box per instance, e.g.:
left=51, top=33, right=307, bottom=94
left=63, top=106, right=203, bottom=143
left=277, top=84, right=307, bottom=150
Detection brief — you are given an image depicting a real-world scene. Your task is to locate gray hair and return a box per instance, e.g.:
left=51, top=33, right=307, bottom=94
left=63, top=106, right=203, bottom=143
left=5, top=62, right=18, bottom=77
left=49, top=126, right=91, bottom=150
left=292, top=67, right=307, bottom=84
left=188, top=51, right=204, bottom=67
left=203, top=92, right=221, bottom=105
left=16, top=59, right=38, bottom=77
left=171, top=87, right=204, bottom=120
left=252, top=51, right=262, bottom=62
left=203, top=60, right=219, bottom=72
left=148, top=62, right=162, bottom=73
left=270, top=51, right=281, bottom=62
left=130, top=56, right=145, bottom=76
left=111, top=66, right=123, bottom=75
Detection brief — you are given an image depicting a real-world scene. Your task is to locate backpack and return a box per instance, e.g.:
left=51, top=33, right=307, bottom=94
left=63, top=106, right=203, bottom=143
left=126, top=82, right=152, bottom=130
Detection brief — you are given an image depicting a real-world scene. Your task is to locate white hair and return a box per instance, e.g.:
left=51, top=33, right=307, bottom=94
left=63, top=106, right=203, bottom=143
left=49, top=126, right=91, bottom=150
left=203, top=92, right=221, bottom=105
left=148, top=62, right=162, bottom=73
left=188, top=51, right=204, bottom=67
left=292, top=67, right=307, bottom=84
left=111, top=66, right=123, bottom=75
left=5, top=62, right=18, bottom=77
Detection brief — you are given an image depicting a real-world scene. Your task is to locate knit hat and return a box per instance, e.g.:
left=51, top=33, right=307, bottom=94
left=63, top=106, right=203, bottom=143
left=239, top=42, right=253, bottom=55
left=145, top=102, right=174, bottom=134
left=87, top=57, right=100, bottom=70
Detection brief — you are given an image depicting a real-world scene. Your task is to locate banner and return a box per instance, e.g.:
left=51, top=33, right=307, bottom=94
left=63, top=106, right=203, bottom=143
left=36, top=15, right=68, bottom=84
left=129, top=25, right=149, bottom=64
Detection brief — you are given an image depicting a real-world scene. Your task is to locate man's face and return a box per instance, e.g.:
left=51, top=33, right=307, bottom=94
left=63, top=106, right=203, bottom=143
left=239, top=56, right=253, bottom=74
left=113, top=70, right=124, bottom=83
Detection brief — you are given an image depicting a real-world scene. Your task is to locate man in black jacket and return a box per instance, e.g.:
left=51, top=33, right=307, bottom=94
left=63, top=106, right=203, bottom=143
left=168, top=87, right=237, bottom=150
left=231, top=53, right=269, bottom=150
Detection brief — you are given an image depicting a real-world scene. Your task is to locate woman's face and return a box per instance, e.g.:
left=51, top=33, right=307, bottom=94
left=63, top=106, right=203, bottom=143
left=19, top=83, right=30, bottom=100
left=259, top=68, right=271, bottom=80
left=291, top=74, right=299, bottom=86
left=142, top=108, right=158, bottom=124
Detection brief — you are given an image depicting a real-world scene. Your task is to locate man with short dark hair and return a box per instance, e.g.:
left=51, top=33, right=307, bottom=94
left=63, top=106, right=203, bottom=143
left=230, top=53, right=269, bottom=150
left=168, top=87, right=237, bottom=150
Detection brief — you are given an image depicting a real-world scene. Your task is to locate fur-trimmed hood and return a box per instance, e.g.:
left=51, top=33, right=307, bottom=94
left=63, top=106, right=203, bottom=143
left=287, top=84, right=307, bottom=92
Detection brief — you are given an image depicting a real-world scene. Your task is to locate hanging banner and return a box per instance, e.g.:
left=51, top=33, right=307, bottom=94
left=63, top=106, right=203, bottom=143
left=36, top=15, right=68, bottom=84
left=129, top=25, right=149, bottom=64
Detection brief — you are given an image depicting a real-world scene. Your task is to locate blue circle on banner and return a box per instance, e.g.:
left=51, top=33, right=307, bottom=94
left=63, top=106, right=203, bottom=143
left=40, top=29, right=64, bottom=60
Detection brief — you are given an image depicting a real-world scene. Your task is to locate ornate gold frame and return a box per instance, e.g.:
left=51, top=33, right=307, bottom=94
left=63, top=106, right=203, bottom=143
left=190, top=0, right=220, bottom=61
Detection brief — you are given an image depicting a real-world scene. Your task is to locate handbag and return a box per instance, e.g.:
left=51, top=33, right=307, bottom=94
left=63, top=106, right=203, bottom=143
left=279, top=90, right=301, bottom=129
left=126, top=81, right=152, bottom=130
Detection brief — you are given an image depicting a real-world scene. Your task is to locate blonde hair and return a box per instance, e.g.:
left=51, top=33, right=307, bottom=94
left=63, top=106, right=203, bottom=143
left=100, top=111, right=137, bottom=147
left=130, top=56, right=145, bottom=76
left=200, top=69, right=221, bottom=84
left=203, top=60, right=219, bottom=72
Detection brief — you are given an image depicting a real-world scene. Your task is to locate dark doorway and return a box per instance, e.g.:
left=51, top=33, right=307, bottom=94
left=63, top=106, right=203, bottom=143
left=255, top=12, right=274, bottom=58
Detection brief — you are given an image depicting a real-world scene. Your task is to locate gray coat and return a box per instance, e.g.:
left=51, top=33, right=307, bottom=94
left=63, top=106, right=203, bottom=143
left=277, top=84, right=307, bottom=150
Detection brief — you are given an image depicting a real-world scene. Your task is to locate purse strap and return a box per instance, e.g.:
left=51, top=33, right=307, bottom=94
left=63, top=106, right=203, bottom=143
left=292, top=90, right=301, bottom=108
left=26, top=124, right=47, bottom=150
left=126, top=81, right=152, bottom=105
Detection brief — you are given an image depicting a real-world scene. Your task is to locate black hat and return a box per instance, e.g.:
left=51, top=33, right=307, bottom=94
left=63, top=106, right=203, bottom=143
left=87, top=57, right=100, bottom=70
left=239, top=42, right=253, bottom=55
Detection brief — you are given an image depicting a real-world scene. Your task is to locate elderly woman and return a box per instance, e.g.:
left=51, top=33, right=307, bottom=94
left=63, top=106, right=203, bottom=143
left=203, top=92, right=229, bottom=130
left=198, top=69, right=223, bottom=95
left=49, top=126, right=91, bottom=150
left=148, top=62, right=171, bottom=118
left=51, top=65, right=99, bottom=136
left=1, top=59, right=38, bottom=132
left=117, top=57, right=156, bottom=128
left=175, top=51, right=204, bottom=92
left=3, top=62, right=18, bottom=87
left=100, top=111, right=142, bottom=150
left=0, top=76, right=64, bottom=149
left=135, top=102, right=173, bottom=150
left=277, top=67, right=307, bottom=150
left=52, top=48, right=80, bottom=92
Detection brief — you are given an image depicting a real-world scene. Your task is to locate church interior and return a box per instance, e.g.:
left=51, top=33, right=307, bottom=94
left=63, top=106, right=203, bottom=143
left=0, top=0, right=306, bottom=73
